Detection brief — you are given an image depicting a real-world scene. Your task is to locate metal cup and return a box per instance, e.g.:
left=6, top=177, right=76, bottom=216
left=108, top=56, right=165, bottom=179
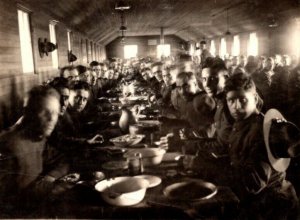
left=127, top=153, right=143, bottom=176
left=182, top=155, right=196, bottom=171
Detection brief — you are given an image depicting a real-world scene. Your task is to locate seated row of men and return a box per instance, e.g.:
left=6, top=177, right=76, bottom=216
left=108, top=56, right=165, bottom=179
left=0, top=54, right=300, bottom=218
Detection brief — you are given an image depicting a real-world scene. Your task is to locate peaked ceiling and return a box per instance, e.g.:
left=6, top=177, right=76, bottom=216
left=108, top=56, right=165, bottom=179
left=23, top=0, right=299, bottom=45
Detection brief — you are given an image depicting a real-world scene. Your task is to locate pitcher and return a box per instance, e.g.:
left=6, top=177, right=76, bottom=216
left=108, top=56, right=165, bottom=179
left=119, top=105, right=140, bottom=133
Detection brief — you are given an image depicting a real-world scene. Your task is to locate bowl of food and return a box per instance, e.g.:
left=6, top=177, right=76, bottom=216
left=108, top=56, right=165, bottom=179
left=163, top=180, right=218, bottom=201
left=124, top=148, right=166, bottom=166
left=95, top=176, right=149, bottom=206
left=110, top=134, right=145, bottom=147
left=58, top=173, right=81, bottom=183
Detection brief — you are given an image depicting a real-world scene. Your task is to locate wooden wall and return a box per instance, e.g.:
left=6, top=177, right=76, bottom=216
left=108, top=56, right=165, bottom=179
left=0, top=0, right=106, bottom=130
left=208, top=19, right=300, bottom=57
left=105, top=35, right=187, bottom=59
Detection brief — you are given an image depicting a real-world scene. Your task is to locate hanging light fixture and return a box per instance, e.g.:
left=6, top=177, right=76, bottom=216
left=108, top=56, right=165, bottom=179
left=267, top=14, right=278, bottom=28
left=119, top=11, right=127, bottom=44
left=115, top=1, right=130, bottom=44
left=115, top=0, right=130, bottom=10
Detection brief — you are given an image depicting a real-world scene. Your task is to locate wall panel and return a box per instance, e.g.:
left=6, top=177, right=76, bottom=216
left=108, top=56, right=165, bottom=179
left=0, top=0, right=106, bottom=130
left=106, top=35, right=186, bottom=59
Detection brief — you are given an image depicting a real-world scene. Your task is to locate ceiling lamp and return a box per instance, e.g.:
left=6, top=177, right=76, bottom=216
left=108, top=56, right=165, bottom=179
left=115, top=1, right=130, bottom=44
left=115, top=0, right=131, bottom=11
left=268, top=16, right=278, bottom=28
left=119, top=25, right=127, bottom=31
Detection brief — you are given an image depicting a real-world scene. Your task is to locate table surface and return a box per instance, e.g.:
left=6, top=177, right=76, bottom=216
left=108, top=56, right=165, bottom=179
left=31, top=152, right=239, bottom=219
left=30, top=101, right=240, bottom=219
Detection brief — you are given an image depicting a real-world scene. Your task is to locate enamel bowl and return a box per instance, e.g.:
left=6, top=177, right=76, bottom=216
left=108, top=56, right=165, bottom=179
left=95, top=176, right=149, bottom=206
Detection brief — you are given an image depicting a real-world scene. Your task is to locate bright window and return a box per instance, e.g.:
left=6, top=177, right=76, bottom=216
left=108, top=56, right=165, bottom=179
left=157, top=44, right=171, bottom=58
left=86, top=39, right=89, bottom=63
left=291, top=27, right=300, bottom=59
left=247, top=32, right=258, bottom=56
left=220, top=38, right=227, bottom=58
left=49, top=21, right=58, bottom=69
left=124, top=45, right=138, bottom=59
left=189, top=44, right=195, bottom=56
left=210, top=40, right=216, bottom=56
left=90, top=41, right=93, bottom=60
left=18, top=9, right=34, bottom=73
left=232, top=35, right=240, bottom=56
left=67, top=30, right=72, bottom=51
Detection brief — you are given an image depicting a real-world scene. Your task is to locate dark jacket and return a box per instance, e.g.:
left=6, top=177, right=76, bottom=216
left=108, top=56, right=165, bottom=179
left=228, top=113, right=298, bottom=219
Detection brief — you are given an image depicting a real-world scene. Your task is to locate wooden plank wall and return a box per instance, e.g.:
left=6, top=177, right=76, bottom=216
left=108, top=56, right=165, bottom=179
left=106, top=35, right=187, bottom=59
left=0, top=0, right=106, bottom=130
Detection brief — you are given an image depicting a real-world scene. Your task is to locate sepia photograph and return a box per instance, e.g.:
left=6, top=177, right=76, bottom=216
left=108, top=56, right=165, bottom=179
left=0, top=0, right=300, bottom=219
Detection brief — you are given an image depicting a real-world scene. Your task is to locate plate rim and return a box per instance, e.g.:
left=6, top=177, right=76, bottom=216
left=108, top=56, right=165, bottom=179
left=163, top=180, right=218, bottom=201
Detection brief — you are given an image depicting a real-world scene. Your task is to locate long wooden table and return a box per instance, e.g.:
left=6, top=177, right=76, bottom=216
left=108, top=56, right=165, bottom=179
left=26, top=99, right=239, bottom=219
left=29, top=151, right=239, bottom=219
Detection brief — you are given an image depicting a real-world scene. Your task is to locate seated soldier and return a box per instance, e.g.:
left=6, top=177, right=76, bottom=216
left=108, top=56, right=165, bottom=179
left=224, top=72, right=298, bottom=219
left=161, top=62, right=232, bottom=181
left=139, top=67, right=152, bottom=87
left=0, top=86, right=70, bottom=215
left=49, top=80, right=105, bottom=171
left=228, top=56, right=239, bottom=76
left=148, top=65, right=178, bottom=113
left=148, top=66, right=161, bottom=94
left=160, top=72, right=216, bottom=139
left=252, top=57, right=276, bottom=112
left=201, top=59, right=232, bottom=151
left=158, top=66, right=178, bottom=107
left=152, top=62, right=164, bottom=84
left=60, top=65, right=80, bottom=82
left=63, top=81, right=104, bottom=143
left=90, top=61, right=101, bottom=78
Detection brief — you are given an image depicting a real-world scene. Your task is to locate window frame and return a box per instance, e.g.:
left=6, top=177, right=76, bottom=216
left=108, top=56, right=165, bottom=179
left=49, top=20, right=59, bottom=69
left=157, top=44, right=171, bottom=59
left=124, top=45, right=138, bottom=59
left=17, top=6, right=35, bottom=74
left=247, top=32, right=258, bottom=56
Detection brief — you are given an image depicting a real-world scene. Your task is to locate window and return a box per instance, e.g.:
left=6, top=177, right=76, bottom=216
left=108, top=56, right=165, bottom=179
left=124, top=45, right=138, bottom=59
left=67, top=30, right=72, bottom=51
left=232, top=35, right=240, bottom=56
left=189, top=44, right=195, bottom=56
left=18, top=9, right=34, bottom=73
left=49, top=21, right=58, bottom=69
left=247, top=32, right=258, bottom=56
left=86, top=39, right=89, bottom=63
left=94, top=43, right=97, bottom=60
left=157, top=44, right=171, bottom=58
left=291, top=25, right=300, bottom=59
left=90, top=41, right=93, bottom=60
left=210, top=40, right=216, bottom=56
left=220, top=38, right=227, bottom=58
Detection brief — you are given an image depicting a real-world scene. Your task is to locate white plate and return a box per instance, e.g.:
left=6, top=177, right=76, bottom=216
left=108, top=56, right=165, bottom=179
left=134, top=175, right=162, bottom=188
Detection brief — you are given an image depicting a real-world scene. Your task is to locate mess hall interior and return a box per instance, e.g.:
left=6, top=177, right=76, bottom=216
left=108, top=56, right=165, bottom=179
left=1, top=0, right=300, bottom=219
